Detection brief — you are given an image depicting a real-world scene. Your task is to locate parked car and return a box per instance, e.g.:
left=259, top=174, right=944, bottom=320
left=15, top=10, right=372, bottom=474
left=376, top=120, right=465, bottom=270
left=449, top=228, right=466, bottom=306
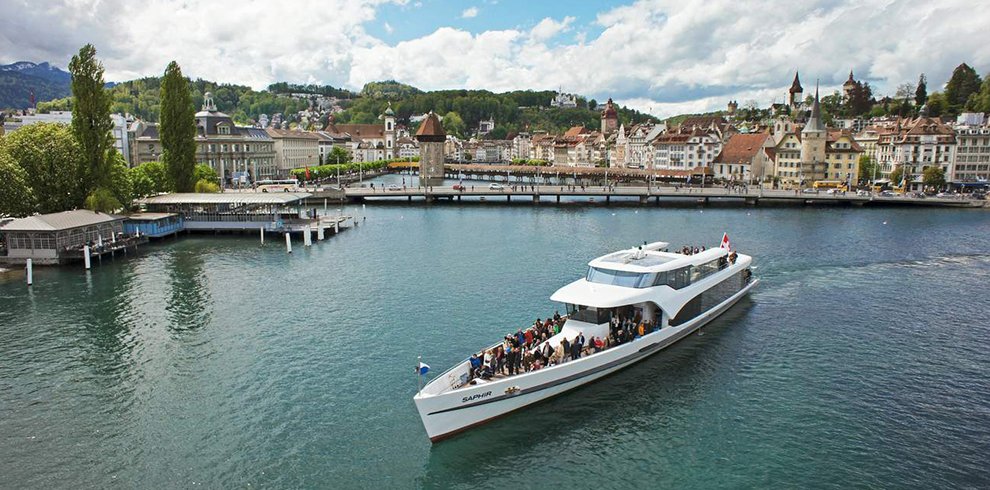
left=489, top=183, right=505, bottom=190
left=386, top=184, right=401, bottom=191
left=453, top=184, right=466, bottom=191
left=801, top=188, right=818, bottom=194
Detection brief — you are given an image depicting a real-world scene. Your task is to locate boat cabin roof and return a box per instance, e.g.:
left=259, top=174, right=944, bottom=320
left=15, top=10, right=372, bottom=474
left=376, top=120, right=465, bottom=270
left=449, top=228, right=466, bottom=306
left=588, top=243, right=728, bottom=273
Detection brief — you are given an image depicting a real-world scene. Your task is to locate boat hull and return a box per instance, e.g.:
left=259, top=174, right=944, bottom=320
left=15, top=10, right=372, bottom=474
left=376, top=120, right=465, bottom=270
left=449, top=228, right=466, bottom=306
left=414, top=278, right=759, bottom=442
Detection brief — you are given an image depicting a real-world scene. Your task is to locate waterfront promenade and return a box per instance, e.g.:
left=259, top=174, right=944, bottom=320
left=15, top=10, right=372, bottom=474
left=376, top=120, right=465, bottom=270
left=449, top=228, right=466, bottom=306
left=332, top=185, right=986, bottom=207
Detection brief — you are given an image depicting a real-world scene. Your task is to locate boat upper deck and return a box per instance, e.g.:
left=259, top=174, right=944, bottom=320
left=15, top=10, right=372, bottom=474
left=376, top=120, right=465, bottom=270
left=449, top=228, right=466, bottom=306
left=588, top=242, right=731, bottom=274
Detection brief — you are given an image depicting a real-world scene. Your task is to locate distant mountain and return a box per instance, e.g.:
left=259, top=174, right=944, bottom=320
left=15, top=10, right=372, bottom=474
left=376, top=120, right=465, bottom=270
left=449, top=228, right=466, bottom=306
left=0, top=61, right=72, bottom=109
left=0, top=61, right=72, bottom=84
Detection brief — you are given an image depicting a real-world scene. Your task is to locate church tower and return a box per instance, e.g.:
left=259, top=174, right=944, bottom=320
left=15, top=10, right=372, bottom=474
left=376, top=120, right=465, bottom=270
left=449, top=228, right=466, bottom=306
left=800, top=83, right=826, bottom=184
left=416, top=111, right=446, bottom=186
left=383, top=102, right=396, bottom=159
left=789, top=71, right=804, bottom=109
left=842, top=70, right=857, bottom=99
left=601, top=98, right=618, bottom=134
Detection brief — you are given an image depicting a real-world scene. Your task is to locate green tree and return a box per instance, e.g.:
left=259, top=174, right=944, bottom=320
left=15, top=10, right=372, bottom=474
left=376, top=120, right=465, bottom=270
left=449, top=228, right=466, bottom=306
left=194, top=179, right=220, bottom=193
left=965, top=77, right=990, bottom=113
left=326, top=146, right=352, bottom=165
left=107, top=152, right=133, bottom=207
left=129, top=161, right=170, bottom=198
left=0, top=123, right=85, bottom=213
left=889, top=167, right=904, bottom=186
left=0, top=150, right=34, bottom=217
left=68, top=44, right=114, bottom=194
left=915, top=74, right=927, bottom=107
left=442, top=111, right=466, bottom=138
left=944, top=63, right=982, bottom=113
left=922, top=166, right=946, bottom=190
left=845, top=82, right=874, bottom=116
left=160, top=61, right=198, bottom=191
left=926, top=92, right=948, bottom=117
left=193, top=163, right=219, bottom=184
left=857, top=155, right=878, bottom=183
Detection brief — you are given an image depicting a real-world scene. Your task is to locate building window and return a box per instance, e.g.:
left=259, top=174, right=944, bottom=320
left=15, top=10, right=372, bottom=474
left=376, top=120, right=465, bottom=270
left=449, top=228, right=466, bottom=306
left=218, top=124, right=231, bottom=135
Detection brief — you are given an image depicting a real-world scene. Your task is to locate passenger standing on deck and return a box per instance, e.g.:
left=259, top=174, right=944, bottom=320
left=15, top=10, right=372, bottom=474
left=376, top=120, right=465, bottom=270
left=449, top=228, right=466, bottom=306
left=505, top=340, right=519, bottom=376
left=561, top=337, right=571, bottom=363
left=575, top=332, right=586, bottom=358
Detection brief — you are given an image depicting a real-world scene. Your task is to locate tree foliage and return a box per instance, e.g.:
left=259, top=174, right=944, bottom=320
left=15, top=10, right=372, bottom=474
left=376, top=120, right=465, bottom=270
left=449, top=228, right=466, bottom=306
left=944, top=63, right=982, bottom=113
left=926, top=92, right=948, bottom=117
left=845, top=81, right=874, bottom=116
left=160, top=61, right=198, bottom=192
left=442, top=111, right=466, bottom=138
left=194, top=163, right=219, bottom=184
left=128, top=161, right=170, bottom=198
left=69, top=44, right=114, bottom=193
left=266, top=82, right=354, bottom=98
left=889, top=167, right=904, bottom=186
left=194, top=179, right=220, bottom=193
left=83, top=187, right=122, bottom=213
left=857, top=155, right=878, bottom=183
left=0, top=149, right=33, bottom=217
left=915, top=74, right=927, bottom=107
left=0, top=123, right=86, bottom=213
left=965, top=77, right=990, bottom=113
left=324, top=146, right=352, bottom=165
left=922, top=166, right=946, bottom=189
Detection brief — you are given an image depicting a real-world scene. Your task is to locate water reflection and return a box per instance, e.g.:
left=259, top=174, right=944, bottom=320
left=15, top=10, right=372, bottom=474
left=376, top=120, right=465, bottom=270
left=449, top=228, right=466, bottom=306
left=166, top=248, right=213, bottom=331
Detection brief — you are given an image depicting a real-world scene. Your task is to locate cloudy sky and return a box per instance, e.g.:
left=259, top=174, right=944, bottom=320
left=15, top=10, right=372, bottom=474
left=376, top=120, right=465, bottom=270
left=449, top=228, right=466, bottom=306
left=1, top=0, right=988, bottom=117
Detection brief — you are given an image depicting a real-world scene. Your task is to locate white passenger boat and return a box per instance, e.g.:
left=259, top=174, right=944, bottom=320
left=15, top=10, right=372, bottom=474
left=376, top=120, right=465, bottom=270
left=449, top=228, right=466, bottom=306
left=414, top=236, right=758, bottom=442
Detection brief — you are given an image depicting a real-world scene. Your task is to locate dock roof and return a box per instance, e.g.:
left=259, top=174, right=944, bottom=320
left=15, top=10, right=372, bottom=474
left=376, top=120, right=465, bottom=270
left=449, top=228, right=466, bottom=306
left=1, top=210, right=122, bottom=232
left=138, top=192, right=312, bottom=205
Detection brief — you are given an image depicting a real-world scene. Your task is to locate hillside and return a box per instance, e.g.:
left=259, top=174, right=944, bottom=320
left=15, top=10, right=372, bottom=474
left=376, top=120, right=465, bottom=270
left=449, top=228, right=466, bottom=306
left=0, top=61, right=72, bottom=109
left=31, top=72, right=659, bottom=136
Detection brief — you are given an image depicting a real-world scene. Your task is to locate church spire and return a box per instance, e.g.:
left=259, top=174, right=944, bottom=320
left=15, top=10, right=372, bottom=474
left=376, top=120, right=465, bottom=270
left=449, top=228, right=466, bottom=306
left=803, top=81, right=824, bottom=133
left=790, top=71, right=803, bottom=94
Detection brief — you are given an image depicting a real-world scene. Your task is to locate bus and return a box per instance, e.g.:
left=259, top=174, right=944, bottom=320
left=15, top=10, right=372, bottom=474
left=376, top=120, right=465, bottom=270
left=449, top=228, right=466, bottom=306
left=256, top=179, right=299, bottom=192
left=813, top=180, right=848, bottom=191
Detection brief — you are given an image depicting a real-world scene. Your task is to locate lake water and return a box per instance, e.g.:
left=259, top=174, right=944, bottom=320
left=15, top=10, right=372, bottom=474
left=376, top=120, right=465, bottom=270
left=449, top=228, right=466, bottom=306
left=2, top=201, right=989, bottom=488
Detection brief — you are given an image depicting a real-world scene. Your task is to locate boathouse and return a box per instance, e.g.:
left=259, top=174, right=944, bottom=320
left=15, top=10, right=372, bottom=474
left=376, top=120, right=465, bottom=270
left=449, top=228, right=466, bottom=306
left=0, top=210, right=125, bottom=265
left=137, top=192, right=325, bottom=232
left=123, top=213, right=184, bottom=238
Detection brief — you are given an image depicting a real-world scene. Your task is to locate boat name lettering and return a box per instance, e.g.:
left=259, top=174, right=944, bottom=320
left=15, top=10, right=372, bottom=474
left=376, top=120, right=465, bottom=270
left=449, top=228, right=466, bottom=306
left=462, top=391, right=492, bottom=403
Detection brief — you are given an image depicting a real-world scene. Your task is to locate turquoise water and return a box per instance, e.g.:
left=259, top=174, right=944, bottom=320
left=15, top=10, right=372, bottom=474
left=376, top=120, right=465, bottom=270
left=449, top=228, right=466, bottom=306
left=2, top=203, right=989, bottom=488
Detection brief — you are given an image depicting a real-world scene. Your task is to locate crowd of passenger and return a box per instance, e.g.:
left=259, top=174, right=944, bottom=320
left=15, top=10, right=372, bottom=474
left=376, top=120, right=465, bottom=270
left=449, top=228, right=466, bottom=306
left=679, top=245, right=738, bottom=264
left=680, top=245, right=707, bottom=255
left=467, top=311, right=661, bottom=382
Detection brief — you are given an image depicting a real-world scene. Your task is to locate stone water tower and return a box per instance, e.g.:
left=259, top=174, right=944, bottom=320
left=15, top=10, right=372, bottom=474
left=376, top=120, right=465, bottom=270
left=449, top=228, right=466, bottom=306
left=416, top=111, right=446, bottom=187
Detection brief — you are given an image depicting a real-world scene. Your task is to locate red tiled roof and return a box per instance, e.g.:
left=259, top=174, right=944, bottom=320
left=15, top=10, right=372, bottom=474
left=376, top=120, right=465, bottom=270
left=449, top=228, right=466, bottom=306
left=714, top=133, right=770, bottom=164
left=415, top=112, right=446, bottom=141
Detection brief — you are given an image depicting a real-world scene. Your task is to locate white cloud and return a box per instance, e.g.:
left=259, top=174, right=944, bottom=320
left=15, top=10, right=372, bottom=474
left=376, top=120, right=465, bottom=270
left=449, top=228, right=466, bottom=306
left=530, top=16, right=575, bottom=41
left=0, top=0, right=987, bottom=118
left=461, top=7, right=478, bottom=18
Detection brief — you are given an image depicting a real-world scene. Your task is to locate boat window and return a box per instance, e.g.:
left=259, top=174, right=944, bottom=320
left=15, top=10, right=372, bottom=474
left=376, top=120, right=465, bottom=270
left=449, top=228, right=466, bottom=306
left=566, top=304, right=611, bottom=324
left=668, top=267, right=691, bottom=289
left=586, top=267, right=659, bottom=288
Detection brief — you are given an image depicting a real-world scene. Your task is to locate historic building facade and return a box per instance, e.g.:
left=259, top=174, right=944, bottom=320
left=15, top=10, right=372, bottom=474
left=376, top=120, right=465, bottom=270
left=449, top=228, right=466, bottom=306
left=131, top=92, right=277, bottom=183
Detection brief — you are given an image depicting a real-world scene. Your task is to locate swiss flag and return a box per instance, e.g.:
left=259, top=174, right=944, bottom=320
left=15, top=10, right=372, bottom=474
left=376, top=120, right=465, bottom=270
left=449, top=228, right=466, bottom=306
left=720, top=233, right=731, bottom=250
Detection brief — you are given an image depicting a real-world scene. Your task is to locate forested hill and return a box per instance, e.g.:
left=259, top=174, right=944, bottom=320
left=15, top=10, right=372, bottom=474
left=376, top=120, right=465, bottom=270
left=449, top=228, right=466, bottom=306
left=33, top=76, right=659, bottom=137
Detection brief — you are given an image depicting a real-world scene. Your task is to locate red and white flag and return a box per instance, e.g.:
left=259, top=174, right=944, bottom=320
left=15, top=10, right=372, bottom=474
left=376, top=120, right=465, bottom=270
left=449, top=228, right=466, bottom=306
left=720, top=233, right=731, bottom=250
